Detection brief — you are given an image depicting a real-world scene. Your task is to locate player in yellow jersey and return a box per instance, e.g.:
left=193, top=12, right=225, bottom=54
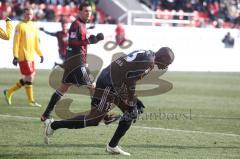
left=3, top=8, right=44, bottom=107
left=0, top=17, right=13, bottom=40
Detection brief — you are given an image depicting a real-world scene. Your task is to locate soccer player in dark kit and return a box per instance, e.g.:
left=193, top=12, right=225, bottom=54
left=40, top=2, right=119, bottom=125
left=40, top=19, right=69, bottom=61
left=44, top=47, right=175, bottom=156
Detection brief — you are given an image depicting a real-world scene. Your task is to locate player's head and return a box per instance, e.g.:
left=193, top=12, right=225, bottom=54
left=23, top=8, right=34, bottom=21
left=154, top=47, right=174, bottom=70
left=79, top=2, right=92, bottom=22
left=61, top=19, right=68, bottom=32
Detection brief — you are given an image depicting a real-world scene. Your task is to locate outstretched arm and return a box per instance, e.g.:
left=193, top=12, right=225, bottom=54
left=39, top=28, right=57, bottom=37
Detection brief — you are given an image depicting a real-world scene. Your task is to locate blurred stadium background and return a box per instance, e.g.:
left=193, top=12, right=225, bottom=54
left=0, top=0, right=240, bottom=158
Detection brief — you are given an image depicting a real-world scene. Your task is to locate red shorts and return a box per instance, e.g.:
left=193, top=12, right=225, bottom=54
left=19, top=61, right=35, bottom=76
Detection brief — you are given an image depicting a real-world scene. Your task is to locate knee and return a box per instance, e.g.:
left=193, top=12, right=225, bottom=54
left=58, top=84, right=70, bottom=94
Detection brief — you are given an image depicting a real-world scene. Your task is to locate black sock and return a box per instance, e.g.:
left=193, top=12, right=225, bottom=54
left=51, top=115, right=86, bottom=130
left=42, top=90, right=62, bottom=118
left=109, top=120, right=132, bottom=147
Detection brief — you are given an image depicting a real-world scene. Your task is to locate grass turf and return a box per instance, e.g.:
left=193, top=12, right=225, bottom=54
left=0, top=69, right=239, bottom=159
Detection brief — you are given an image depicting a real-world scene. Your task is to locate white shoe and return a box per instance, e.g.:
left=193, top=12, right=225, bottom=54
left=106, top=144, right=130, bottom=156
left=43, top=118, right=54, bottom=144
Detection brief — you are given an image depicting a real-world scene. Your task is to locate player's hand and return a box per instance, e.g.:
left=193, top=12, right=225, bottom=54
left=6, top=17, right=11, bottom=22
left=129, top=106, right=138, bottom=123
left=88, top=35, right=98, bottom=44
left=39, top=27, right=44, bottom=31
left=136, top=98, right=145, bottom=114
left=96, top=33, right=104, bottom=41
left=12, top=57, right=18, bottom=66
left=40, top=56, right=44, bottom=63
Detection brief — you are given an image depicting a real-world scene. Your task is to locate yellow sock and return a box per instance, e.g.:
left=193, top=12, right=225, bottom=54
left=7, top=80, right=24, bottom=96
left=24, top=83, right=34, bottom=103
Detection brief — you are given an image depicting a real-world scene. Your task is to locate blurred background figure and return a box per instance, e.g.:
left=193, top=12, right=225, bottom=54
left=222, top=32, right=235, bottom=48
left=115, top=23, right=125, bottom=46
left=40, top=19, right=69, bottom=61
left=0, top=17, right=12, bottom=40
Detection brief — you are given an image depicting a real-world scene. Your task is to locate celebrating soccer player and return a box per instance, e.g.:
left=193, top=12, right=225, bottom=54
left=44, top=47, right=175, bottom=156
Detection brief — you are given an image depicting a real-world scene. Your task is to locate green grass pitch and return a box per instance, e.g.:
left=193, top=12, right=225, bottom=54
left=0, top=69, right=240, bottom=159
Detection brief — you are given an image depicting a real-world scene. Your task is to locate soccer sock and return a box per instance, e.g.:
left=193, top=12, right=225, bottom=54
left=109, top=120, right=132, bottom=147
left=7, top=79, right=25, bottom=96
left=42, top=90, right=63, bottom=118
left=51, top=115, right=85, bottom=130
left=24, top=81, right=34, bottom=103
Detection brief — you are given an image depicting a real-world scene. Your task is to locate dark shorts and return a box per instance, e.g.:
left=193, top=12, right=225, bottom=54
left=91, top=69, right=128, bottom=113
left=62, top=66, right=92, bottom=86
left=19, top=61, right=35, bottom=76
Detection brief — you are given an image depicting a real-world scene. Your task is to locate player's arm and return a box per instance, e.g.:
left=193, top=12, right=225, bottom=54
left=0, top=18, right=13, bottom=40
left=0, top=27, right=7, bottom=40
left=39, top=28, right=57, bottom=37
left=68, top=24, right=103, bottom=46
left=136, top=98, right=145, bottom=114
left=13, top=24, right=21, bottom=59
left=125, top=81, right=137, bottom=107
left=34, top=28, right=43, bottom=62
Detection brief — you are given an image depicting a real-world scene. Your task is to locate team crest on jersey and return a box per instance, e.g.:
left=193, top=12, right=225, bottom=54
left=70, top=32, right=77, bottom=38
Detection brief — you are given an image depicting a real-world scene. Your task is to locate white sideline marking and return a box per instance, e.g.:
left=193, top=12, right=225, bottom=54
left=0, top=114, right=38, bottom=120
left=0, top=114, right=239, bottom=137
left=131, top=125, right=240, bottom=137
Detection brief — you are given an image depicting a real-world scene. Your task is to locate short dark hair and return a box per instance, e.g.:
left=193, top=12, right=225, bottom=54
left=60, top=19, right=67, bottom=25
left=79, top=2, right=91, bottom=11
left=155, top=47, right=175, bottom=65
left=23, top=7, right=33, bottom=13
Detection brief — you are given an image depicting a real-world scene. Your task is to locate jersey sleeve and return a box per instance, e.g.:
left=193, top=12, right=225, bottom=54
left=0, top=20, right=12, bottom=40
left=43, top=30, right=57, bottom=37
left=13, top=24, right=21, bottom=58
left=35, top=28, right=43, bottom=57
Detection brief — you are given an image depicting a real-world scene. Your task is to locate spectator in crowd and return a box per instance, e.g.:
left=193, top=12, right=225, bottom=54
left=115, top=23, right=126, bottom=46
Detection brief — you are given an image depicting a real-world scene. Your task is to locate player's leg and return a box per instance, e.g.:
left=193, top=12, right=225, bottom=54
left=50, top=107, right=106, bottom=130
left=43, top=107, right=106, bottom=144
left=4, top=61, right=33, bottom=105
left=20, top=61, right=42, bottom=107
left=41, top=83, right=70, bottom=121
left=106, top=99, right=137, bottom=156
left=41, top=65, right=75, bottom=121
left=50, top=85, right=114, bottom=129
left=74, top=66, right=120, bottom=125
left=3, top=79, right=25, bottom=105
left=23, top=74, right=37, bottom=106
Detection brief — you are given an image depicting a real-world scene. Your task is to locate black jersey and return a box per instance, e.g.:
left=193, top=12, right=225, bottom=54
left=99, top=50, right=155, bottom=105
left=67, top=17, right=88, bottom=64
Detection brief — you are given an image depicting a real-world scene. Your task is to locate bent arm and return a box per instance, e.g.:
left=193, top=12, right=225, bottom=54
left=0, top=21, right=13, bottom=40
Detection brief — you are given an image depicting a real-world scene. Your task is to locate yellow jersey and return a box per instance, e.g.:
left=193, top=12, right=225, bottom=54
left=0, top=20, right=13, bottom=40
left=13, top=21, right=43, bottom=61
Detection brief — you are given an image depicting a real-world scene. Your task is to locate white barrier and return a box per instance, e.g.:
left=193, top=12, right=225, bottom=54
left=0, top=21, right=239, bottom=72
